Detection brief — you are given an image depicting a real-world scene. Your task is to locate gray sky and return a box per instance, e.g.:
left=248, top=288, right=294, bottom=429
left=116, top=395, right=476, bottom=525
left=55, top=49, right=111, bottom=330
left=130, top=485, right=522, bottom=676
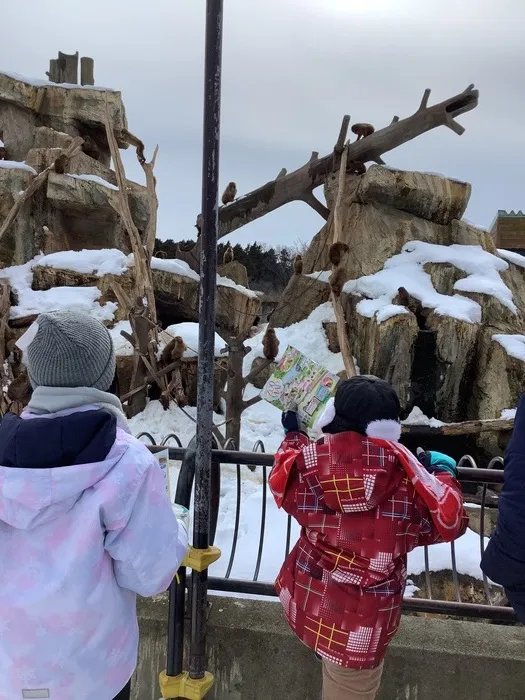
left=3, top=0, right=524, bottom=249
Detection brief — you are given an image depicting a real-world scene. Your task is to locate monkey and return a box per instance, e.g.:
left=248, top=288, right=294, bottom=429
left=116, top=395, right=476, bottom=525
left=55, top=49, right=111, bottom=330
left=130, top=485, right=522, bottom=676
left=223, top=246, right=234, bottom=265
left=81, top=135, right=100, bottom=161
left=7, top=371, right=32, bottom=414
left=329, top=267, right=347, bottom=297
left=221, top=182, right=237, bottom=205
left=293, top=254, right=303, bottom=275
left=396, top=286, right=410, bottom=308
left=347, top=161, right=366, bottom=176
left=262, top=327, right=280, bottom=361
left=53, top=153, right=69, bottom=174
left=329, top=242, right=349, bottom=268
left=351, top=123, right=375, bottom=141
left=161, top=336, right=187, bottom=366
left=395, top=286, right=427, bottom=328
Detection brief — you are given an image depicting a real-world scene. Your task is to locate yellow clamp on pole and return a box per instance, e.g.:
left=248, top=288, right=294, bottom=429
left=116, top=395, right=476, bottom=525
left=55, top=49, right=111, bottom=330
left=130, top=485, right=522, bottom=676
left=159, top=671, right=214, bottom=700
left=183, top=545, right=221, bottom=572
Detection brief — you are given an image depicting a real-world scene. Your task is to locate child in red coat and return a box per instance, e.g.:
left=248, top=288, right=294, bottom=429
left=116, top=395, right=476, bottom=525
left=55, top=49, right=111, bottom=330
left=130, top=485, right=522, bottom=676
left=269, top=376, right=467, bottom=700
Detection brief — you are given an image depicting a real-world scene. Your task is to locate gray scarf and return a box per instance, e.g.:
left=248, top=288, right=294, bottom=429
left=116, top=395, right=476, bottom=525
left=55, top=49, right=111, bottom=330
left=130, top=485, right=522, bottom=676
left=26, top=386, right=130, bottom=433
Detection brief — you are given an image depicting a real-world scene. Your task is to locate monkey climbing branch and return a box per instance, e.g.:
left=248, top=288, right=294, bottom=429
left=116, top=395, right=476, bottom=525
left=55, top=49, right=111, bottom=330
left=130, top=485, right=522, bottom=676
left=209, top=83, right=478, bottom=239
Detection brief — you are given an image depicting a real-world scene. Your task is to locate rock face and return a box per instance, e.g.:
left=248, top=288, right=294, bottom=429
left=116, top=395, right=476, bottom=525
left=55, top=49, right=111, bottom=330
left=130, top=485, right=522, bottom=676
left=218, top=260, right=249, bottom=288
left=0, top=71, right=128, bottom=164
left=276, top=164, right=525, bottom=425
left=0, top=71, right=143, bottom=264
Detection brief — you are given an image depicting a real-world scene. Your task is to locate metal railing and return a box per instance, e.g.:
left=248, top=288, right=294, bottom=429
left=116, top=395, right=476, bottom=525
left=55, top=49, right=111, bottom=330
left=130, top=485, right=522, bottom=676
left=139, top=433, right=516, bottom=676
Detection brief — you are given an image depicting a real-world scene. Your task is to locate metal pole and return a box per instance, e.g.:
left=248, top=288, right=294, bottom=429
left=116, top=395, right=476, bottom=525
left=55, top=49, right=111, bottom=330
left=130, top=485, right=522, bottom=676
left=189, top=0, right=224, bottom=680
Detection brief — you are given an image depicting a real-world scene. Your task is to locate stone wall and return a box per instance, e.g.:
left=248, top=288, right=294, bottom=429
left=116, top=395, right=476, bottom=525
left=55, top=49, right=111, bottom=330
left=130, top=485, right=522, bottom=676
left=133, top=594, right=525, bottom=700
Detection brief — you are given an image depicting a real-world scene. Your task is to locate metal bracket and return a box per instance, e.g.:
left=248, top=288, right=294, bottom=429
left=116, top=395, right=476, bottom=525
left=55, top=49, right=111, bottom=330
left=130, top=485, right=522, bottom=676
left=159, top=671, right=214, bottom=700
left=183, top=546, right=221, bottom=573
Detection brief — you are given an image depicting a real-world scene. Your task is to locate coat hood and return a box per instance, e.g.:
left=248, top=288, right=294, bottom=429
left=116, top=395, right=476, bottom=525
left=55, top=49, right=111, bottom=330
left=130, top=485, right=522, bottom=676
left=0, top=409, right=125, bottom=530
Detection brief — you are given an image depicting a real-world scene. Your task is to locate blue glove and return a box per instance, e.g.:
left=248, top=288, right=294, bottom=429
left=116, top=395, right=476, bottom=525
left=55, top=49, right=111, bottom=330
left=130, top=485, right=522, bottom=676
left=417, top=450, right=458, bottom=478
left=282, top=410, right=300, bottom=434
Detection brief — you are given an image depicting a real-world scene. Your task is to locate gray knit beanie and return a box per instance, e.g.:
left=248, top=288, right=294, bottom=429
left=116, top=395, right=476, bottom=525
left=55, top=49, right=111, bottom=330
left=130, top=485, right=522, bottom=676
left=26, top=310, right=116, bottom=391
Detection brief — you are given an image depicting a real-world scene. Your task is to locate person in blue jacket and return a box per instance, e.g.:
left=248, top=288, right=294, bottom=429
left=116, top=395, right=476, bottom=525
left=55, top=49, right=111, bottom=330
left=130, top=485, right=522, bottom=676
left=481, top=393, right=525, bottom=622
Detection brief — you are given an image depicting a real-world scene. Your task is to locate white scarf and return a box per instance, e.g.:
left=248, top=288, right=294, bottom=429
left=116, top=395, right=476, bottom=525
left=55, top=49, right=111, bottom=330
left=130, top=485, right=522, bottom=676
left=26, top=386, right=130, bottom=433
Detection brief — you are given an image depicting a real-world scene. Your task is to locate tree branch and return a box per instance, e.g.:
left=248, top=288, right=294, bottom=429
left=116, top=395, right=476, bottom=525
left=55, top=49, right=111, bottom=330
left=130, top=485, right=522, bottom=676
left=334, top=114, right=350, bottom=153
left=208, top=83, right=478, bottom=240
left=243, top=357, right=274, bottom=387
left=242, top=395, right=262, bottom=411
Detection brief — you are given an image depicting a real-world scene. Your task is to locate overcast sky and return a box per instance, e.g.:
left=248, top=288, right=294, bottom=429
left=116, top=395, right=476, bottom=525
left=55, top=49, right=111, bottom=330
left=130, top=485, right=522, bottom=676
left=2, top=0, right=524, bottom=249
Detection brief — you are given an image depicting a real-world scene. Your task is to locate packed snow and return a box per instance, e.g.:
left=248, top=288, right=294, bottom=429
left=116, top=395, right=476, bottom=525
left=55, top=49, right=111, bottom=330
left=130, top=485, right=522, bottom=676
left=243, top=302, right=345, bottom=378
left=345, top=241, right=515, bottom=324
left=159, top=322, right=227, bottom=358
left=65, top=173, right=118, bottom=191
left=497, top=249, right=525, bottom=268
left=0, top=257, right=117, bottom=322
left=493, top=334, right=525, bottom=362
left=150, top=256, right=200, bottom=281
left=0, top=160, right=37, bottom=176
left=37, top=249, right=131, bottom=277
left=1, top=70, right=114, bottom=91
left=216, top=273, right=259, bottom=299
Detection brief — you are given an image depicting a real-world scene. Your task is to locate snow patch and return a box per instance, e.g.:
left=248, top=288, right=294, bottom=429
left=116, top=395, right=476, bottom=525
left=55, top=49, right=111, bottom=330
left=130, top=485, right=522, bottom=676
left=306, top=270, right=331, bottom=283
left=344, top=241, right=515, bottom=324
left=37, top=248, right=131, bottom=276
left=497, top=249, right=525, bottom=269
left=376, top=304, right=409, bottom=323
left=402, top=407, right=445, bottom=428
left=243, top=302, right=345, bottom=378
left=150, top=257, right=200, bottom=282
left=493, top=334, right=525, bottom=362
left=158, top=322, right=227, bottom=358
left=0, top=160, right=37, bottom=175
left=65, top=173, right=118, bottom=191
left=110, top=321, right=133, bottom=356
left=217, top=273, right=259, bottom=299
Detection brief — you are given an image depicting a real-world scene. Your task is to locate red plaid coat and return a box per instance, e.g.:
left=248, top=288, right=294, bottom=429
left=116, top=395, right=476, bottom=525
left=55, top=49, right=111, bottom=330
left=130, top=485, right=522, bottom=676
left=270, top=431, right=467, bottom=669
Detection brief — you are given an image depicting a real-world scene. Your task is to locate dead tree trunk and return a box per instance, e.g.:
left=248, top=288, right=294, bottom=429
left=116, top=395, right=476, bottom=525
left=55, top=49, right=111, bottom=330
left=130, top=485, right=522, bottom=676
left=196, top=84, right=478, bottom=240
left=224, top=339, right=245, bottom=447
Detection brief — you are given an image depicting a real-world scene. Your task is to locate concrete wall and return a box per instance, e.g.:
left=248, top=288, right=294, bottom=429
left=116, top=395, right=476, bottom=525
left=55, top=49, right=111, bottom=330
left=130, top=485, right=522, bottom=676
left=134, top=594, right=525, bottom=700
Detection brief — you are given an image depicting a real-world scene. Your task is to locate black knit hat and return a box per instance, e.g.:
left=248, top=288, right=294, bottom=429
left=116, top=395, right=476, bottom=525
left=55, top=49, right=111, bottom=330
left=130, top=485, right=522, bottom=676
left=316, top=375, right=401, bottom=439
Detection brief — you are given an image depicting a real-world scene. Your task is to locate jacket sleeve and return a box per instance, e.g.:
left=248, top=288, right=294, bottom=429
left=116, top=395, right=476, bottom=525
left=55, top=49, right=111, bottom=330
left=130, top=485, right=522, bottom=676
left=481, top=394, right=525, bottom=591
left=415, top=471, right=469, bottom=547
left=103, top=446, right=188, bottom=597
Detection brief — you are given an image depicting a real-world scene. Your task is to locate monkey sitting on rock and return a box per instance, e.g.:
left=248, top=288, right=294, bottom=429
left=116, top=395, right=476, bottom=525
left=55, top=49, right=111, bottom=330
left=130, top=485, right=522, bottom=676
left=329, top=242, right=349, bottom=267
left=223, top=246, right=234, bottom=264
left=293, top=254, right=303, bottom=275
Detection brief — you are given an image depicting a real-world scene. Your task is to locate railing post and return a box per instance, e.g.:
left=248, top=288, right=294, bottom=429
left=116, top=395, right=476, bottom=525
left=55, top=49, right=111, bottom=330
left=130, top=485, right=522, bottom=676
left=190, top=0, right=224, bottom=682
left=158, top=1, right=224, bottom=698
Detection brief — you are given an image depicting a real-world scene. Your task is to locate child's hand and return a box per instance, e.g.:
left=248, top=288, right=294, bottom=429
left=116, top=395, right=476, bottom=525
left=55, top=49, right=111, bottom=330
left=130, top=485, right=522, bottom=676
left=172, top=503, right=190, bottom=533
left=417, top=449, right=458, bottom=478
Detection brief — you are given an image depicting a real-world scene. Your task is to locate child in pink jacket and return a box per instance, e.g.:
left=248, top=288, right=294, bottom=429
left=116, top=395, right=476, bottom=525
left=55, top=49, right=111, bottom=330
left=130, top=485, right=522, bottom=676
left=0, top=310, right=188, bottom=700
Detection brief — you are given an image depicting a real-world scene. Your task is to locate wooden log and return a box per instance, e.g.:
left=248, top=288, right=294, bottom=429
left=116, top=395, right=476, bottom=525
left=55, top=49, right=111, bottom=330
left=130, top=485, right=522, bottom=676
left=46, top=59, right=59, bottom=83
left=211, top=84, right=478, bottom=239
left=80, top=57, right=95, bottom=86
left=57, top=51, right=79, bottom=84
left=402, top=418, right=513, bottom=437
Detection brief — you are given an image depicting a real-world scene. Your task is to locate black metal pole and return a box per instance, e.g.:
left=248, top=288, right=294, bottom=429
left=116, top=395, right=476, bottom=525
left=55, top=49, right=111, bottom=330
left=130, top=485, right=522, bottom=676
left=189, top=0, right=224, bottom=681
